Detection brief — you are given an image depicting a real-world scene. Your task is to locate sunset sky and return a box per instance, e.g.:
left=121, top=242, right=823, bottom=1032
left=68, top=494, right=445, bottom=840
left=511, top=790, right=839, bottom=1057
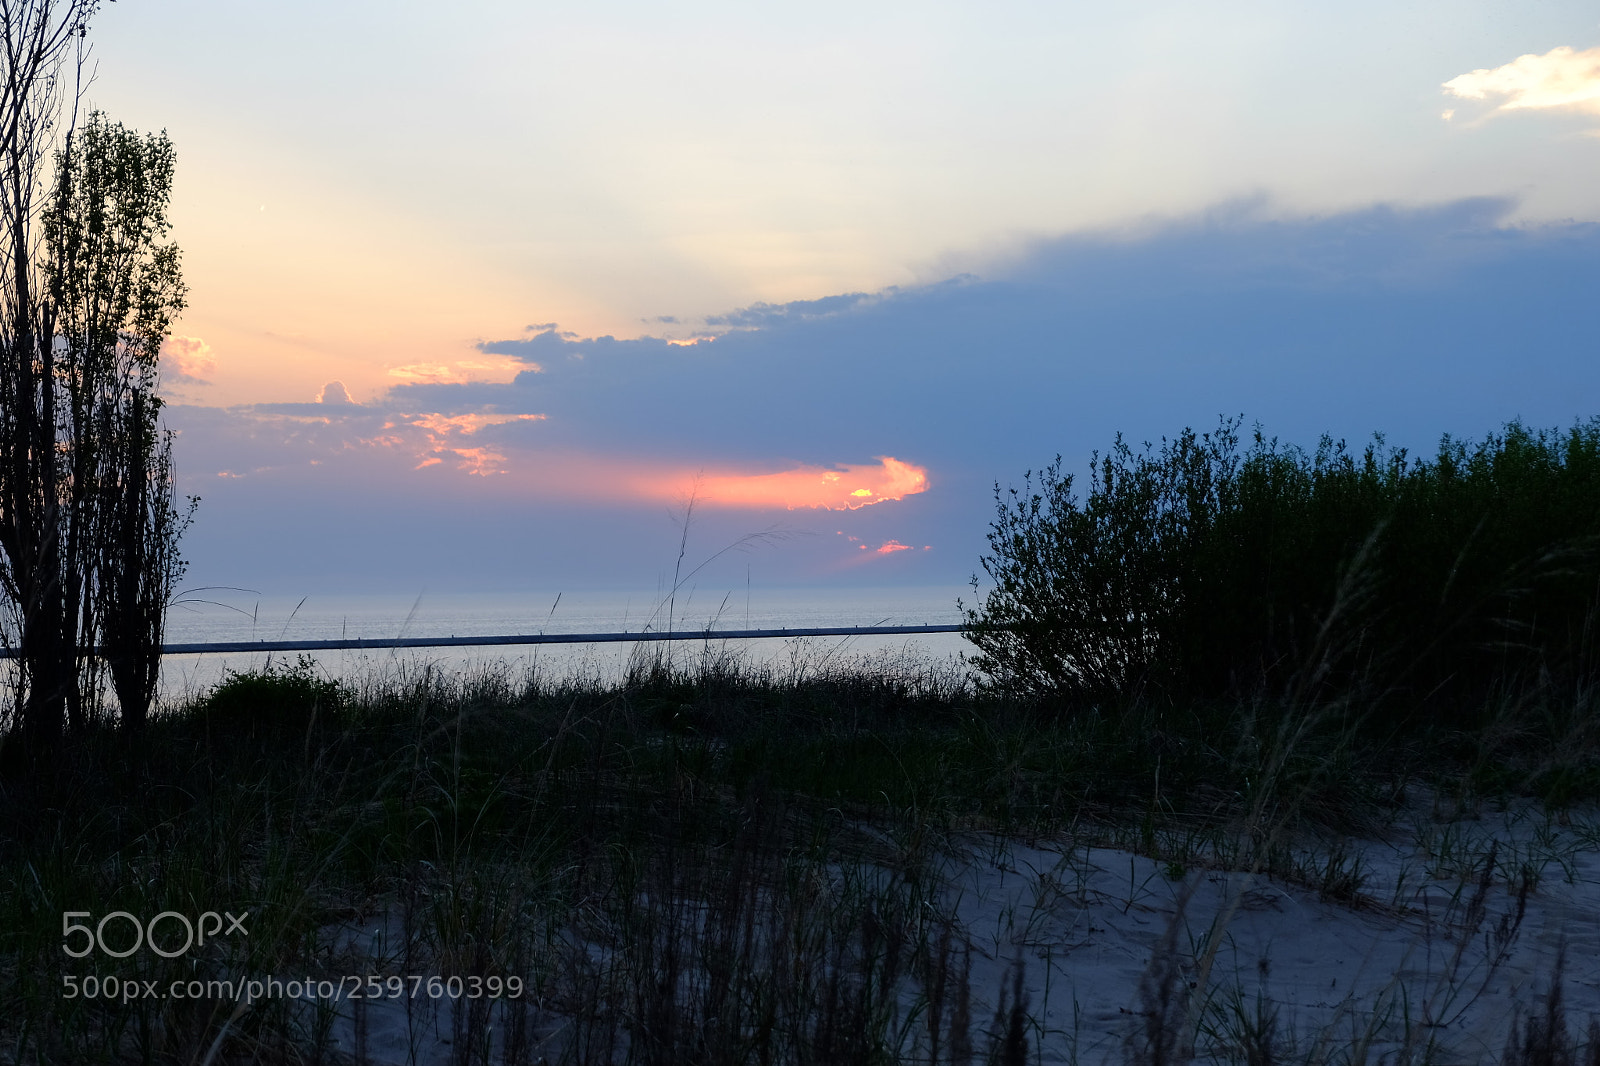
left=80, top=2, right=1600, bottom=595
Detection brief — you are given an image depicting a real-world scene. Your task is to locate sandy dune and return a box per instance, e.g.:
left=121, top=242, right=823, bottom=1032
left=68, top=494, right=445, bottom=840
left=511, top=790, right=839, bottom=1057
left=326, top=795, right=1600, bottom=1064
left=945, top=798, right=1600, bottom=1062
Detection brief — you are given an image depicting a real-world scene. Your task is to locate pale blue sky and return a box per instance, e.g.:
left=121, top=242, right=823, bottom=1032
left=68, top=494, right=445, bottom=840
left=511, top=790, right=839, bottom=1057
left=91, top=2, right=1600, bottom=401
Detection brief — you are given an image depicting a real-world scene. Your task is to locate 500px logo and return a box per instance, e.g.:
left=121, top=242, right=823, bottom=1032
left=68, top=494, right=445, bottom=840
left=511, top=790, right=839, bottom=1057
left=62, top=911, right=249, bottom=959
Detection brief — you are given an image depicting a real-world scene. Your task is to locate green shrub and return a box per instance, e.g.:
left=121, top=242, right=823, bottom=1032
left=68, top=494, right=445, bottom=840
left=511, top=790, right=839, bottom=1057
left=965, top=417, right=1600, bottom=718
left=196, top=654, right=346, bottom=733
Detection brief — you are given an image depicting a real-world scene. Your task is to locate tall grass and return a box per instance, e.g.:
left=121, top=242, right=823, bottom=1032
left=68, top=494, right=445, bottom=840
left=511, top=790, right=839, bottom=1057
left=1, top=640, right=1596, bottom=1062
left=0, top=582, right=1593, bottom=1056
left=0, top=650, right=1036, bottom=1063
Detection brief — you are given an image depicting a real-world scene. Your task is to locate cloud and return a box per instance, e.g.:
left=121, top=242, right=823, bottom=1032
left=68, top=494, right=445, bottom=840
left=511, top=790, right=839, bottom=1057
left=646, top=456, right=928, bottom=510
left=168, top=394, right=551, bottom=482
left=161, top=335, right=215, bottom=384
left=447, top=446, right=511, bottom=477
left=387, top=356, right=531, bottom=385
left=403, top=412, right=548, bottom=475
left=832, top=534, right=932, bottom=566
left=319, top=380, right=355, bottom=405
left=1443, top=45, right=1600, bottom=117
left=704, top=291, right=879, bottom=329
left=196, top=199, right=1600, bottom=490
left=225, top=196, right=1600, bottom=503
left=408, top=412, right=547, bottom=436
left=168, top=198, right=1600, bottom=592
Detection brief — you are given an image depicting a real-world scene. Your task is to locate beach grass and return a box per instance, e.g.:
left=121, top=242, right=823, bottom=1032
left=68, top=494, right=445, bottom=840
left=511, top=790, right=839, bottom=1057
left=1, top=635, right=1598, bottom=1063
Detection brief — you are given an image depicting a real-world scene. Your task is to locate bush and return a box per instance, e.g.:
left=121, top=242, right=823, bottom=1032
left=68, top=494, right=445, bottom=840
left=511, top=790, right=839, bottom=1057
left=964, top=417, right=1600, bottom=716
left=196, top=654, right=346, bottom=733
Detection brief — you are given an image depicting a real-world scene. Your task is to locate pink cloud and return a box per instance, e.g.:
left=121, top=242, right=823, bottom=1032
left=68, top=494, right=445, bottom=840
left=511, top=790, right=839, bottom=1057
left=319, top=381, right=355, bottom=404
left=387, top=357, right=531, bottom=385
left=161, top=335, right=216, bottom=384
left=635, top=456, right=929, bottom=510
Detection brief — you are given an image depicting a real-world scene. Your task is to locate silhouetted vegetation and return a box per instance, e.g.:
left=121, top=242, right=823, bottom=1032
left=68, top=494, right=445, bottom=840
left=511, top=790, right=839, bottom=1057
left=965, top=417, right=1600, bottom=732
left=0, top=2, right=190, bottom=761
left=4, top=413, right=1598, bottom=1060
left=2, top=635, right=1598, bottom=1061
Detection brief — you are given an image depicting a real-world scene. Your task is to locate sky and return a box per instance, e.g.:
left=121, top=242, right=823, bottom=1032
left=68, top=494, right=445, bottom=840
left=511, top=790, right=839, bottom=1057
left=75, top=1, right=1600, bottom=597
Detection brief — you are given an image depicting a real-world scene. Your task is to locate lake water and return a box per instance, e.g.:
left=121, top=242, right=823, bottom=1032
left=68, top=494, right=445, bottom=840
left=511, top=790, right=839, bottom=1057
left=157, top=585, right=978, bottom=701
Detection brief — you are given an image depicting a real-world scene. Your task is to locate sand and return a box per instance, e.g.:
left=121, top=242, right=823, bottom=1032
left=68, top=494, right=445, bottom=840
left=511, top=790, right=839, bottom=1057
left=944, top=795, right=1600, bottom=1063
left=321, top=793, right=1600, bottom=1064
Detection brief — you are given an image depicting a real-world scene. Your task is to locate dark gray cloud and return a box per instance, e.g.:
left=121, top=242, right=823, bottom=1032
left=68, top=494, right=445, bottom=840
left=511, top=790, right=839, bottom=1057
left=702, top=291, right=881, bottom=328
left=407, top=197, right=1600, bottom=484
left=169, top=198, right=1600, bottom=593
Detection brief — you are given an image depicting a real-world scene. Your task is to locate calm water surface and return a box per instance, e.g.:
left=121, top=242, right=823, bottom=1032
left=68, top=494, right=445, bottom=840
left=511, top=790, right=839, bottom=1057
left=158, top=585, right=976, bottom=700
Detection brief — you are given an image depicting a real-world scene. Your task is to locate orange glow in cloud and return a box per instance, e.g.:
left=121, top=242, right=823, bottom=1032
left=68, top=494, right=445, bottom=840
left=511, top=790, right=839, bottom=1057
left=498, top=454, right=928, bottom=508
left=397, top=412, right=546, bottom=476
left=678, top=456, right=928, bottom=510
left=452, top=447, right=510, bottom=476
left=838, top=531, right=933, bottom=557
left=387, top=357, right=532, bottom=385
left=162, top=335, right=216, bottom=382
left=408, top=412, right=547, bottom=436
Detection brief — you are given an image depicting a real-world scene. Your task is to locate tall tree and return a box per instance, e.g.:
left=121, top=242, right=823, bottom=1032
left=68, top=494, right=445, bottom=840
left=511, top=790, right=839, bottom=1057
left=0, top=1, right=189, bottom=754
left=47, top=113, right=188, bottom=733
left=0, top=0, right=96, bottom=752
